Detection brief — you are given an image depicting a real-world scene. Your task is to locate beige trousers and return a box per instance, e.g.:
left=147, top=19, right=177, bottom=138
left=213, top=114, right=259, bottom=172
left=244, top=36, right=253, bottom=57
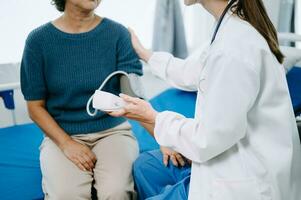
left=39, top=122, right=139, bottom=200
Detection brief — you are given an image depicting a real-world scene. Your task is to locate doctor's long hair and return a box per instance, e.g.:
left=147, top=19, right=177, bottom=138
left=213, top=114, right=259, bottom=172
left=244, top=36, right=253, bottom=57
left=231, top=0, right=284, bottom=64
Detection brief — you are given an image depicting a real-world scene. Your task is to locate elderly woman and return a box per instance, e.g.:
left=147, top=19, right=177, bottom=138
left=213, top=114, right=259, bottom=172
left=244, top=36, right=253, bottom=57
left=20, top=0, right=142, bottom=199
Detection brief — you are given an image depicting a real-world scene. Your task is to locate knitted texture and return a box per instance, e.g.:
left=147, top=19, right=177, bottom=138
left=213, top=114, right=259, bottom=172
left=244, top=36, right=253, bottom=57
left=21, top=18, right=142, bottom=135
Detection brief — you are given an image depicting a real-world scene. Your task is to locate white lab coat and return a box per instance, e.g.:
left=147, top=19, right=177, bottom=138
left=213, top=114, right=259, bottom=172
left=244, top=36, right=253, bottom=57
left=147, top=13, right=301, bottom=200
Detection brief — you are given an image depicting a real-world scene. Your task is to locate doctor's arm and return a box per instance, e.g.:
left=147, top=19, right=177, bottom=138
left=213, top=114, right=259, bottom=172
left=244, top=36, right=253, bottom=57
left=154, top=52, right=260, bottom=163
left=129, top=29, right=204, bottom=92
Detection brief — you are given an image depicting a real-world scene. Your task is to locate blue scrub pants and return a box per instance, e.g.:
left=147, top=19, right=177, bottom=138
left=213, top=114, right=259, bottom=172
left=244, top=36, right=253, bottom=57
left=133, top=150, right=191, bottom=200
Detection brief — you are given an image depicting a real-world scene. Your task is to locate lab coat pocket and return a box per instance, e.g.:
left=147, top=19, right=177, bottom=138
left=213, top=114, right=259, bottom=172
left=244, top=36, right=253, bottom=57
left=211, top=178, right=261, bottom=200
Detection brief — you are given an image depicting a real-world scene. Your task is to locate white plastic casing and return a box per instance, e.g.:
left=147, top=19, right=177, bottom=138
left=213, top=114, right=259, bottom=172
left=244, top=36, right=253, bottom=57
left=92, top=90, right=126, bottom=112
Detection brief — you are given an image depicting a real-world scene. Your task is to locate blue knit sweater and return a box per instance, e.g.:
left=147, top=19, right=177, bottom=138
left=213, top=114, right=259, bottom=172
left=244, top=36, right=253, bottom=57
left=21, top=18, right=142, bottom=135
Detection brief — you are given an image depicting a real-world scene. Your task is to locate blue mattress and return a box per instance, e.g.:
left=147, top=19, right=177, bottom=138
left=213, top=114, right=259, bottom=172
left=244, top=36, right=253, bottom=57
left=0, top=124, right=44, bottom=200
left=0, top=89, right=197, bottom=200
left=287, top=67, right=301, bottom=116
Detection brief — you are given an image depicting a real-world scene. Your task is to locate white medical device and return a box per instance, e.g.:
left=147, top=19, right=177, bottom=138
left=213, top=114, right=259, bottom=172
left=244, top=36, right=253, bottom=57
left=86, top=71, right=144, bottom=116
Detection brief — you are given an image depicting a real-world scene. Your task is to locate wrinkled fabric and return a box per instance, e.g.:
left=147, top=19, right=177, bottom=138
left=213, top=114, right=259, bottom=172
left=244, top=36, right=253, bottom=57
left=133, top=150, right=191, bottom=200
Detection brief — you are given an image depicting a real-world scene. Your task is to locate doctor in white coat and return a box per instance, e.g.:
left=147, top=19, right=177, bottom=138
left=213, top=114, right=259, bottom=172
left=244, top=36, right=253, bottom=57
left=109, top=0, right=301, bottom=199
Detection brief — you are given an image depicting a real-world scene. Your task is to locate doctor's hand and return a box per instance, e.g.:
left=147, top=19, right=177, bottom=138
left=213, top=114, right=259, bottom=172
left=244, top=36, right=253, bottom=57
left=108, top=94, right=158, bottom=124
left=128, top=28, right=153, bottom=62
left=160, top=146, right=187, bottom=167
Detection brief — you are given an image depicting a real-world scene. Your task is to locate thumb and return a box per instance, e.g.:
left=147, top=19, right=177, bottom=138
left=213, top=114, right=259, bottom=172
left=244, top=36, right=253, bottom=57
left=119, top=93, right=140, bottom=104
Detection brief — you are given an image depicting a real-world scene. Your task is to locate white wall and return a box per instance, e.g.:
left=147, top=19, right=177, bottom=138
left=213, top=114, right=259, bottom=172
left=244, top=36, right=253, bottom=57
left=0, top=1, right=59, bottom=64
left=1, top=0, right=298, bottom=64
left=182, top=4, right=214, bottom=52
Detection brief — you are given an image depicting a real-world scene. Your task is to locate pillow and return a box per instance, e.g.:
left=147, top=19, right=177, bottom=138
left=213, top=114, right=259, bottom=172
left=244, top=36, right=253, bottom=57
left=280, top=46, right=301, bottom=72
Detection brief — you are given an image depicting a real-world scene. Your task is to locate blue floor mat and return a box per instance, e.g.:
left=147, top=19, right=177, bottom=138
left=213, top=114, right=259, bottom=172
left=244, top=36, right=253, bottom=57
left=0, top=89, right=197, bottom=200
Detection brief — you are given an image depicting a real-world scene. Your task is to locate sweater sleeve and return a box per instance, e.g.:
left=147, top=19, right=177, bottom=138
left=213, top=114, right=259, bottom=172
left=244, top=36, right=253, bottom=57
left=116, top=27, right=143, bottom=76
left=20, top=35, right=47, bottom=101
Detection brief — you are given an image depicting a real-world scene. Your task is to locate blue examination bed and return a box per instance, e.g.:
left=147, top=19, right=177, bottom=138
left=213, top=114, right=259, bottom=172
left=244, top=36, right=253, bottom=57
left=0, top=124, right=44, bottom=200
left=0, top=89, right=196, bottom=200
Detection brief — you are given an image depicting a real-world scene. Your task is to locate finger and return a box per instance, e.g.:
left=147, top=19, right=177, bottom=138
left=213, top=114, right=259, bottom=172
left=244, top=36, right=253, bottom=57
left=78, top=156, right=92, bottom=171
left=170, top=155, right=179, bottom=167
left=163, top=154, right=169, bottom=167
left=86, top=151, right=97, bottom=163
left=82, top=160, right=91, bottom=171
left=119, top=94, right=140, bottom=104
left=107, top=110, right=123, bottom=117
left=108, top=109, right=126, bottom=117
left=83, top=154, right=95, bottom=169
left=175, top=154, right=186, bottom=167
left=74, top=159, right=87, bottom=172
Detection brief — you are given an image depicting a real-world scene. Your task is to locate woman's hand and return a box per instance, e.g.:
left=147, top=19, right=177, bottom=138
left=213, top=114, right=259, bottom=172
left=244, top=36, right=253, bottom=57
left=60, top=138, right=97, bottom=172
left=160, top=146, right=187, bottom=167
left=128, top=28, right=153, bottom=62
left=108, top=94, right=158, bottom=124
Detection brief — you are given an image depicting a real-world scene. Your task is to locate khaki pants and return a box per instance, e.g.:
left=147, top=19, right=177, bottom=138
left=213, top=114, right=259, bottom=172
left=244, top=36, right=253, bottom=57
left=40, top=122, right=139, bottom=200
